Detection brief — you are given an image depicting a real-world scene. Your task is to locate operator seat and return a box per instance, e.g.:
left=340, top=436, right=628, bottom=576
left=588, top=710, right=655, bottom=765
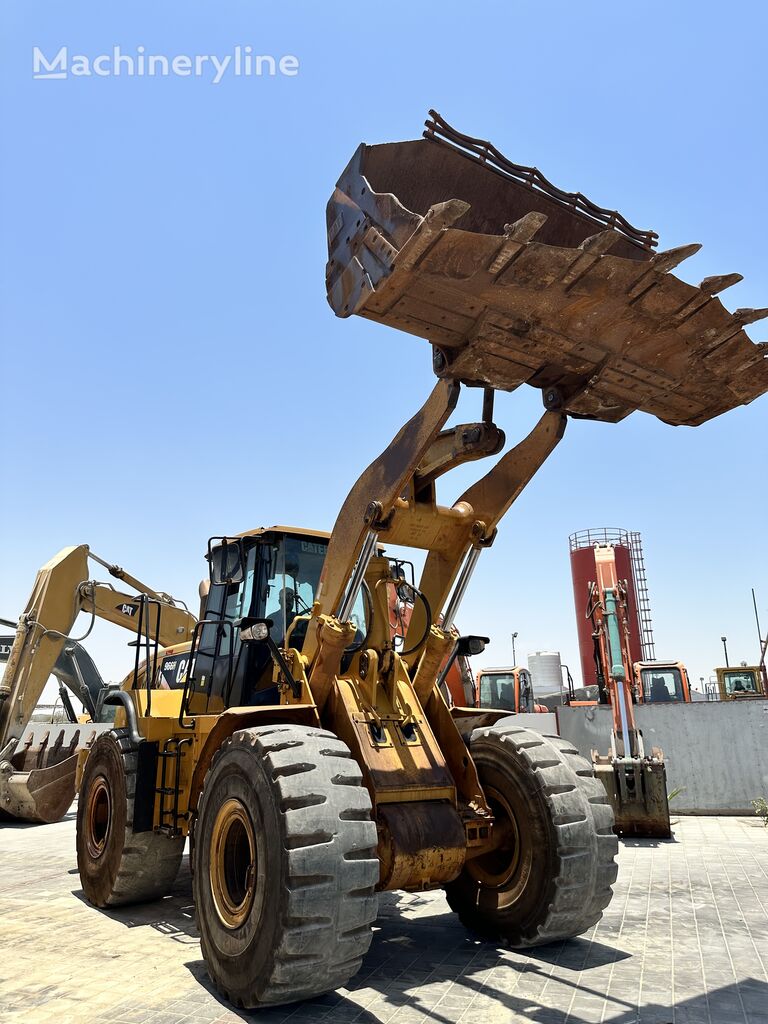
left=650, top=676, right=669, bottom=702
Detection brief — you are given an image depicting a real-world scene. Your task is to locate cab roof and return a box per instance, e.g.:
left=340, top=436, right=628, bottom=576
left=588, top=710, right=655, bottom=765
left=233, top=525, right=331, bottom=542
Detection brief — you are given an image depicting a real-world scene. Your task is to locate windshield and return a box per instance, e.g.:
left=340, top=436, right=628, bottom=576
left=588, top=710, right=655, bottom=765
left=641, top=667, right=685, bottom=702
left=264, top=536, right=328, bottom=642
left=478, top=672, right=517, bottom=711
left=721, top=669, right=759, bottom=696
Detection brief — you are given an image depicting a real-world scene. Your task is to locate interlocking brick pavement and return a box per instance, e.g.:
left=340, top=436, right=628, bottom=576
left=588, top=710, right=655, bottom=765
left=0, top=813, right=766, bottom=1023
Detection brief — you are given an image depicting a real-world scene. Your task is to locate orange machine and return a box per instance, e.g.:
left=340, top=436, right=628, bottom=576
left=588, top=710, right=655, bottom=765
left=387, top=575, right=475, bottom=706
left=634, top=661, right=692, bottom=703
left=475, top=666, right=547, bottom=714
left=585, top=545, right=671, bottom=838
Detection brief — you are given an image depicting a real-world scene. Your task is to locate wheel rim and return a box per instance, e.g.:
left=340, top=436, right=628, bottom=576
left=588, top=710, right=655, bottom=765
left=467, top=783, right=523, bottom=889
left=210, top=798, right=257, bottom=929
left=85, top=775, right=112, bottom=859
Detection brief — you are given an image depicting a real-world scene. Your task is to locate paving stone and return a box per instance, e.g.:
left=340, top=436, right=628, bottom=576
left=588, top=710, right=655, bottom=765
left=1, top=816, right=767, bottom=1022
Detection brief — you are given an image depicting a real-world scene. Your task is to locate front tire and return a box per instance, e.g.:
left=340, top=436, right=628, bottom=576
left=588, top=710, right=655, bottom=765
left=76, top=729, right=185, bottom=907
left=446, top=723, right=618, bottom=945
left=193, top=724, right=379, bottom=1008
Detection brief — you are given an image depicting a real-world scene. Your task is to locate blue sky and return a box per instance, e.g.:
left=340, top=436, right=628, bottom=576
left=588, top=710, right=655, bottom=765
left=2, top=0, right=766, bottom=695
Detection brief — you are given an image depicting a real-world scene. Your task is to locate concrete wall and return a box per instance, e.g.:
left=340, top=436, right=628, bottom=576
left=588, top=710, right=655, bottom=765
left=513, top=712, right=557, bottom=734
left=554, top=699, right=768, bottom=814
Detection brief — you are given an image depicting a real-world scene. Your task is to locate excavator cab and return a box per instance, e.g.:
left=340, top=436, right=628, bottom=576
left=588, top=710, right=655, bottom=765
left=635, top=661, right=691, bottom=703
left=476, top=667, right=536, bottom=713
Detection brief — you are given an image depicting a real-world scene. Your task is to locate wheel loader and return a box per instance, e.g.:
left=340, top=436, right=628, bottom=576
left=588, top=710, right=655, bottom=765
left=3, top=110, right=766, bottom=1010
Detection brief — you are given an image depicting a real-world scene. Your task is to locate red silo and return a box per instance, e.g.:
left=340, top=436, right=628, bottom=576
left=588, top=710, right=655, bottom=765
left=569, top=529, right=645, bottom=688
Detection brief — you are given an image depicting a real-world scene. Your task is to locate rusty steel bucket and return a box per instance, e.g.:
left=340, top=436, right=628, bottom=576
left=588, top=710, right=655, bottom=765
left=0, top=723, right=110, bottom=824
left=327, top=111, right=767, bottom=426
left=593, top=756, right=672, bottom=840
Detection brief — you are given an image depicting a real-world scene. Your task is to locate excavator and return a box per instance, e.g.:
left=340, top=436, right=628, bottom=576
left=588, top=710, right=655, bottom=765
left=583, top=544, right=673, bottom=837
left=0, top=550, right=196, bottom=822
left=1, top=111, right=765, bottom=1009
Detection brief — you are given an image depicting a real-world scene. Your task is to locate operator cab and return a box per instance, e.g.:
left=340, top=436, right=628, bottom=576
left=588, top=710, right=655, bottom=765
left=476, top=667, right=535, bottom=714
left=635, top=662, right=690, bottom=703
left=172, top=527, right=367, bottom=713
left=716, top=665, right=765, bottom=700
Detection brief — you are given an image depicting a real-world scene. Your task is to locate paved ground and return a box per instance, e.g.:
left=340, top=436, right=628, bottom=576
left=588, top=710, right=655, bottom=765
left=0, top=814, right=766, bottom=1024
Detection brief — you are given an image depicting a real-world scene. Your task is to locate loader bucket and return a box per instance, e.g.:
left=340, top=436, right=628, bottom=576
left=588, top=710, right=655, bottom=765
left=0, top=723, right=110, bottom=824
left=593, top=759, right=672, bottom=840
left=327, top=111, right=768, bottom=426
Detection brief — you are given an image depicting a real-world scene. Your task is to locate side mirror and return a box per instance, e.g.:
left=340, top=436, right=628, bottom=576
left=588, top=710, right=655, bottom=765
left=237, top=617, right=273, bottom=643
left=207, top=537, right=245, bottom=586
left=456, top=634, right=489, bottom=657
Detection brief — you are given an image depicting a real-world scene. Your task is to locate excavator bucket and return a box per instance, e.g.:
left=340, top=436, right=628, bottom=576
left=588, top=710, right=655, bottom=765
left=593, top=757, right=672, bottom=840
left=1, top=721, right=111, bottom=824
left=327, top=111, right=768, bottom=425
left=0, top=746, right=80, bottom=824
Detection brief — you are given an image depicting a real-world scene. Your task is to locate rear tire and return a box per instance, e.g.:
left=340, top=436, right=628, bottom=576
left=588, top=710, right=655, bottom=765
left=446, top=723, right=618, bottom=945
left=76, top=729, right=185, bottom=907
left=193, top=724, right=379, bottom=1008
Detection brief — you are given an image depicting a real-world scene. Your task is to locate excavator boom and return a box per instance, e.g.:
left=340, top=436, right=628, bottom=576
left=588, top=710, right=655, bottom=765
left=585, top=545, right=671, bottom=838
left=0, top=546, right=196, bottom=822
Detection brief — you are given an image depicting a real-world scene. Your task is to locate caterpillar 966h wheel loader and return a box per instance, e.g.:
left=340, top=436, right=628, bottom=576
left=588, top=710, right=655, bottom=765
left=68, top=110, right=767, bottom=1009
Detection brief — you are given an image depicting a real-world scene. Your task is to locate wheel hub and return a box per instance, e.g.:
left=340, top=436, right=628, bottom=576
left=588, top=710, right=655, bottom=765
left=85, top=775, right=112, bottom=859
left=466, top=784, right=522, bottom=889
left=210, top=798, right=257, bottom=929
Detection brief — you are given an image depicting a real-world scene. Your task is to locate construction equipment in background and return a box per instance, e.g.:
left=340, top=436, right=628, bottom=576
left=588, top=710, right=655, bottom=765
left=714, top=664, right=766, bottom=700
left=584, top=545, right=672, bottom=838
left=634, top=660, right=692, bottom=703
left=6, top=109, right=762, bottom=1008
left=475, top=665, right=547, bottom=713
left=0, top=551, right=196, bottom=823
left=387, top=571, right=478, bottom=705
left=570, top=529, right=694, bottom=706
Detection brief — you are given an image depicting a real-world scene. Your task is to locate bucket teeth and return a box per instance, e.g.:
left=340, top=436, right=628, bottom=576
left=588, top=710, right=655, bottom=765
left=699, top=273, right=743, bottom=294
left=732, top=307, right=768, bottom=327
left=650, top=243, right=702, bottom=274
left=503, top=211, right=549, bottom=242
left=579, top=229, right=623, bottom=255
left=488, top=213, right=549, bottom=274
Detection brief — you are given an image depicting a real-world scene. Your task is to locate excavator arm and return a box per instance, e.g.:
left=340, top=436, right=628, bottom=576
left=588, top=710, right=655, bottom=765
left=586, top=546, right=671, bottom=838
left=0, top=545, right=196, bottom=822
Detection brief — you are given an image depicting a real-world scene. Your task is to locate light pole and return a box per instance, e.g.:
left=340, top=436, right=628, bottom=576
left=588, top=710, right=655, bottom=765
left=511, top=631, right=518, bottom=665
left=721, top=636, right=729, bottom=667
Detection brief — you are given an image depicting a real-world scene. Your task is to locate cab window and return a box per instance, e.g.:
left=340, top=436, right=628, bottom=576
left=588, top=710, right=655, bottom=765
left=641, top=668, right=684, bottom=702
left=722, top=670, right=759, bottom=695
left=478, top=672, right=516, bottom=710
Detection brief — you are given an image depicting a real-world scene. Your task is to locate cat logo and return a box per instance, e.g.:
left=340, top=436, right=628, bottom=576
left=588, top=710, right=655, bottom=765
left=117, top=603, right=138, bottom=617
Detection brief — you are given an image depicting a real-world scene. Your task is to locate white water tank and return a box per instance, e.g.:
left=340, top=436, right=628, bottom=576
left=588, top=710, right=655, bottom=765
left=527, top=651, right=562, bottom=699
